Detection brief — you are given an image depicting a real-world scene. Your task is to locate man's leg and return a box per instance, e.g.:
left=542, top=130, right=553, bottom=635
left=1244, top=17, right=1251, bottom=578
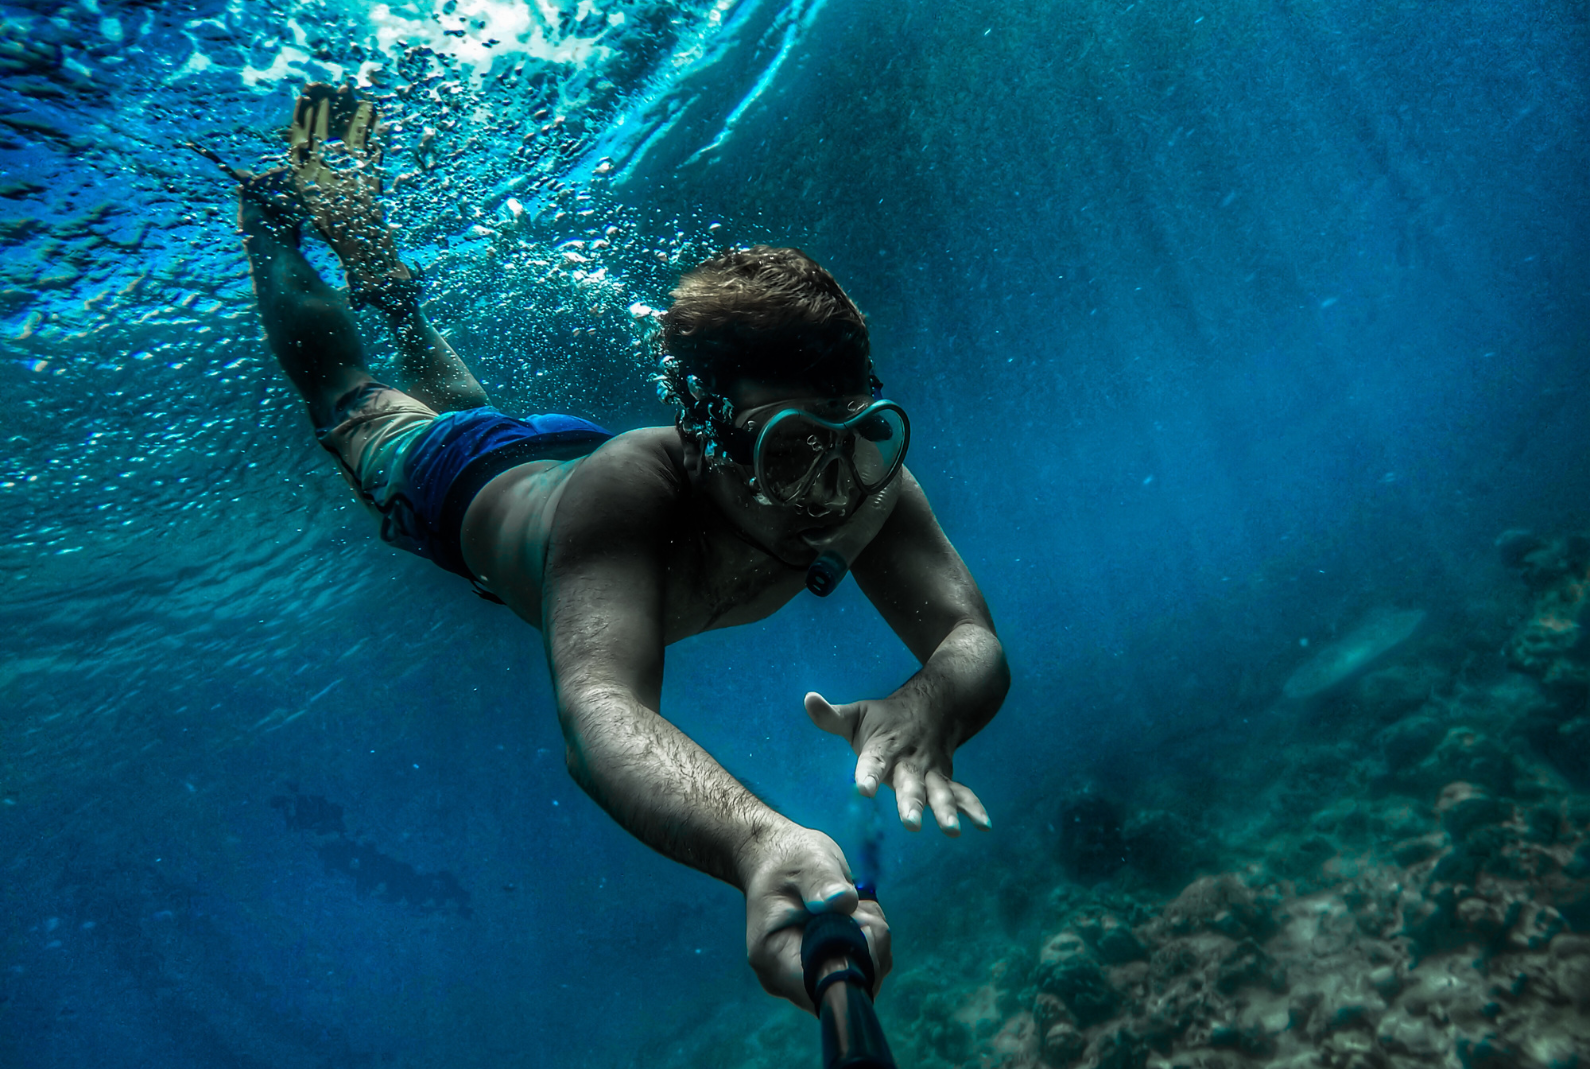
left=241, top=195, right=488, bottom=417
left=381, top=297, right=490, bottom=413
left=239, top=194, right=372, bottom=430
left=281, top=82, right=488, bottom=414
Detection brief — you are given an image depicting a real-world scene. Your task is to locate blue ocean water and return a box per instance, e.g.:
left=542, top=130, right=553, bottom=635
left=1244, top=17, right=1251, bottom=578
left=2, top=1, right=1587, bottom=1067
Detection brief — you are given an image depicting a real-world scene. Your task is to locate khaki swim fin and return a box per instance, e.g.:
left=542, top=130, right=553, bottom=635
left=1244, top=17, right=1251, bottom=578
left=288, top=82, right=381, bottom=186
left=283, top=83, right=418, bottom=312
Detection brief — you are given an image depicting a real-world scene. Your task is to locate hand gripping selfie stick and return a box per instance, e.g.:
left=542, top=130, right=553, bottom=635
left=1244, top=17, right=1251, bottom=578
left=799, top=902, right=897, bottom=1069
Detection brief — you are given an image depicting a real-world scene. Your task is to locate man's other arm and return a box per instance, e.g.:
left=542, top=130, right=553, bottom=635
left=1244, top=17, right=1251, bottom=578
left=854, top=468, right=1008, bottom=740
left=820, top=468, right=1010, bottom=832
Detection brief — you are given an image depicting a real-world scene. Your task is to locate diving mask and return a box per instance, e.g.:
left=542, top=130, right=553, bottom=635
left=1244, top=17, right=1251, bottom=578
left=727, top=399, right=911, bottom=508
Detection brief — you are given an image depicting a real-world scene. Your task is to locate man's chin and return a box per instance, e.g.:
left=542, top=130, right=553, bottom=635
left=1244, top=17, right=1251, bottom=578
left=754, top=522, right=848, bottom=568
left=716, top=493, right=861, bottom=567
left=790, top=517, right=856, bottom=559
left=767, top=533, right=824, bottom=568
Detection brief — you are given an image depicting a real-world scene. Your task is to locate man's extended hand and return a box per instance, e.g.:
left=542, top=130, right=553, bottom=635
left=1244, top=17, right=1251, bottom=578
left=806, top=691, right=992, bottom=835
left=741, top=824, right=891, bottom=1012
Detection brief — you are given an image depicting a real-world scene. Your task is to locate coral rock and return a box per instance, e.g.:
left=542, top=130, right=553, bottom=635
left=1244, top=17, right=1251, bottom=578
left=952, top=782, right=1590, bottom=1069
left=1422, top=730, right=1518, bottom=797
left=1504, top=533, right=1590, bottom=689
left=1438, top=781, right=1507, bottom=841
left=1041, top=1022, right=1087, bottom=1066
left=1035, top=934, right=1119, bottom=1027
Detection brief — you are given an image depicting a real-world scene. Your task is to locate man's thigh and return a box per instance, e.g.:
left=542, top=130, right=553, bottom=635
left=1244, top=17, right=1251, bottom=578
left=317, top=382, right=439, bottom=526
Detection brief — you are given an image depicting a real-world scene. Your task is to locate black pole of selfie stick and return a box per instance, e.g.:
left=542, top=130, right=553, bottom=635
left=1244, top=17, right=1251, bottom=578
left=799, top=890, right=896, bottom=1069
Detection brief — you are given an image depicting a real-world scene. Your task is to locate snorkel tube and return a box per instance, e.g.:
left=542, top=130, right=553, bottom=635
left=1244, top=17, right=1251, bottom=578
left=804, top=479, right=901, bottom=597
left=800, top=895, right=897, bottom=1069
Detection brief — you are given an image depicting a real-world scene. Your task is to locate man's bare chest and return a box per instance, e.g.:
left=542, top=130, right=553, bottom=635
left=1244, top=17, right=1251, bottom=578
left=661, top=526, right=808, bottom=639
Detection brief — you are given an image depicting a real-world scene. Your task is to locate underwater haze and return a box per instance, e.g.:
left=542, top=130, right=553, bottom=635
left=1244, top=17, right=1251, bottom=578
left=3, top=0, right=1589, bottom=1067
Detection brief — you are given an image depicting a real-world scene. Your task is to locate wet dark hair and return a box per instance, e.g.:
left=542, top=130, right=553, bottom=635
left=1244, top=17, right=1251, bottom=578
left=654, top=247, right=875, bottom=463
left=660, top=246, right=871, bottom=394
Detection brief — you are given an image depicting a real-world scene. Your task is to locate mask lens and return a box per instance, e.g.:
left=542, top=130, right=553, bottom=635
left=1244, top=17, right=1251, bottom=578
left=758, top=421, right=836, bottom=491
left=848, top=407, right=906, bottom=488
left=855, top=411, right=895, bottom=442
left=753, top=403, right=908, bottom=505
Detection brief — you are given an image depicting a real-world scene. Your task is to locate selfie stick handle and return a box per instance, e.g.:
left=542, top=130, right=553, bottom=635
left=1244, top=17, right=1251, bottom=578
left=800, top=911, right=896, bottom=1069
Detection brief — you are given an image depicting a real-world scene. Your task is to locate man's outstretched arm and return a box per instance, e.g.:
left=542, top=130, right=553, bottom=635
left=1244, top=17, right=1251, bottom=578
left=554, top=652, right=788, bottom=889
left=818, top=468, right=1011, bottom=834
left=539, top=442, right=890, bottom=1009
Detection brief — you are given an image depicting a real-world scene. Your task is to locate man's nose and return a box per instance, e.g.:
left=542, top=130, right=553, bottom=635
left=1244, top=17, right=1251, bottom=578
left=807, top=457, right=855, bottom=514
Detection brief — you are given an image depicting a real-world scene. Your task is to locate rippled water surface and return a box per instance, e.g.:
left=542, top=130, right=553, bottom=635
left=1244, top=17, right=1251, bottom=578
left=2, top=1, right=1588, bottom=1066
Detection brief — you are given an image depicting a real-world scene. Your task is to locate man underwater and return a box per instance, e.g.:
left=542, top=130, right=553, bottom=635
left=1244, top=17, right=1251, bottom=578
left=229, top=84, right=1008, bottom=1011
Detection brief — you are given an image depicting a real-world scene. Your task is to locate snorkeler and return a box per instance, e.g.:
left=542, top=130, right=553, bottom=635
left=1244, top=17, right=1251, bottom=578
left=224, top=83, right=1008, bottom=1012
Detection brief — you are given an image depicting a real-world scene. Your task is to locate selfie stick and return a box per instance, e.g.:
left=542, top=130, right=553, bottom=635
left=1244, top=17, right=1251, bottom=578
left=799, top=899, right=897, bottom=1069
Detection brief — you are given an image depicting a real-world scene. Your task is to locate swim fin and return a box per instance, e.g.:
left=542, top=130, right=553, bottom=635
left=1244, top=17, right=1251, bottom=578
left=288, top=82, right=381, bottom=185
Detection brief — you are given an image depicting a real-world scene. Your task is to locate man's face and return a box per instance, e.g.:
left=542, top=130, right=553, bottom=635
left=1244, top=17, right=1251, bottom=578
left=691, top=380, right=878, bottom=566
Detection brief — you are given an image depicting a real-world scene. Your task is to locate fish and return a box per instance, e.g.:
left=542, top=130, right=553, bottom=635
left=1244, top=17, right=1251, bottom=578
left=1282, top=608, right=1427, bottom=700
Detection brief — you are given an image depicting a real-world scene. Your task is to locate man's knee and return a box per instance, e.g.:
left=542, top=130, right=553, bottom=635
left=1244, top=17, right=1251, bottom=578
left=295, top=291, right=352, bottom=320
left=304, top=370, right=377, bottom=430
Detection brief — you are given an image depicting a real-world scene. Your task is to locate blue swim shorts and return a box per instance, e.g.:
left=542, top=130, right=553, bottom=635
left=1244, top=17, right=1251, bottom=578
left=316, top=382, right=610, bottom=581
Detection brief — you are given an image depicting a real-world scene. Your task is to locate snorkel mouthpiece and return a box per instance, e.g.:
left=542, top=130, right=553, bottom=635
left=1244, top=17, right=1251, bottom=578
left=806, top=550, right=849, bottom=597
left=801, top=478, right=901, bottom=597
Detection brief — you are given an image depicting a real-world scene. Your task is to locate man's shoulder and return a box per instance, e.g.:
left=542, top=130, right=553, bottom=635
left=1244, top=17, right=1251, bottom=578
left=578, top=426, right=684, bottom=489
left=589, top=425, right=681, bottom=462
left=557, top=425, right=689, bottom=526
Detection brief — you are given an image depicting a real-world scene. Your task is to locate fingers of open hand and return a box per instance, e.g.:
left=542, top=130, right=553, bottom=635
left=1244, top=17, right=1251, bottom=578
left=892, top=761, right=927, bottom=831
left=852, top=717, right=908, bottom=797
left=854, top=746, right=889, bottom=798
left=891, top=767, right=991, bottom=835
left=924, top=770, right=964, bottom=835
left=856, top=725, right=927, bottom=824
left=922, top=773, right=992, bottom=835
left=951, top=779, right=992, bottom=831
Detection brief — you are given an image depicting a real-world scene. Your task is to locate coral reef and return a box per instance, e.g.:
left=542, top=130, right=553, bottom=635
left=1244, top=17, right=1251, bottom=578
left=884, top=532, right=1590, bottom=1069
left=942, top=791, right=1590, bottom=1069
left=1500, top=531, right=1589, bottom=692
left=1502, top=531, right=1590, bottom=789
left=1054, top=790, right=1216, bottom=891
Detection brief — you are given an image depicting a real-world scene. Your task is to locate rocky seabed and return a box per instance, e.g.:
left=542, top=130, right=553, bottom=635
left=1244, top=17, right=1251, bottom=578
left=890, top=533, right=1590, bottom=1069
